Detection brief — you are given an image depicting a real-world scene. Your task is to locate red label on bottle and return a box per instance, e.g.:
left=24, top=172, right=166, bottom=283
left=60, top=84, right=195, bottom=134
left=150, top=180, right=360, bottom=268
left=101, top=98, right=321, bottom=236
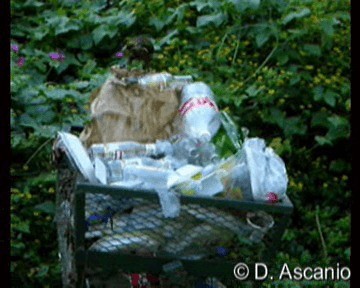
left=178, top=98, right=219, bottom=117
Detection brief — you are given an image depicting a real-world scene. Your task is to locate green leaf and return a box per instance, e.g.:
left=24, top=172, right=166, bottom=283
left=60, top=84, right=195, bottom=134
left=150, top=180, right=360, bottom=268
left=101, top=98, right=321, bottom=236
left=312, top=86, right=324, bottom=101
left=34, top=201, right=56, bottom=215
left=315, top=135, right=332, bottom=146
left=277, top=52, right=289, bottom=65
left=323, top=90, right=337, bottom=107
left=190, top=0, right=210, bottom=12
left=303, top=44, right=322, bottom=56
left=26, top=105, right=56, bottom=124
left=45, top=89, right=68, bottom=100
left=196, top=13, right=227, bottom=28
left=284, top=116, right=307, bottom=137
left=311, top=111, right=329, bottom=128
left=18, top=114, right=39, bottom=129
left=46, top=89, right=80, bottom=100
left=14, top=221, right=30, bottom=234
left=230, top=0, right=261, bottom=11
left=32, top=28, right=49, bottom=41
left=149, top=17, right=166, bottom=32
left=68, top=34, right=93, bottom=50
left=282, top=8, right=311, bottom=25
left=155, top=29, right=179, bottom=50
left=266, top=108, right=286, bottom=128
left=245, top=85, right=260, bottom=97
left=327, top=115, right=348, bottom=128
left=325, top=116, right=350, bottom=141
left=23, top=0, right=44, bottom=7
left=55, top=21, right=81, bottom=35
left=290, top=75, right=301, bottom=86
left=33, top=125, right=59, bottom=138
left=320, top=18, right=338, bottom=37
left=256, top=31, right=270, bottom=47
left=92, top=25, right=107, bottom=45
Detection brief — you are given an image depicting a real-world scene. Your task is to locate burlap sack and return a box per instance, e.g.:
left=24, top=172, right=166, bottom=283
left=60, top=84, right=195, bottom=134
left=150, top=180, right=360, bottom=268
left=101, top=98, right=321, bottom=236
left=79, top=67, right=181, bottom=148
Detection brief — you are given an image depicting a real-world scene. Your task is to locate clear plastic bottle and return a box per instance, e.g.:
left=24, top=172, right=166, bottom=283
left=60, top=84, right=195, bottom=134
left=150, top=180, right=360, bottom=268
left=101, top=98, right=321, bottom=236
left=220, top=111, right=242, bottom=150
left=179, top=82, right=221, bottom=142
left=94, top=156, right=180, bottom=185
left=172, top=137, right=199, bottom=162
left=89, top=140, right=173, bottom=161
left=126, top=72, right=193, bottom=90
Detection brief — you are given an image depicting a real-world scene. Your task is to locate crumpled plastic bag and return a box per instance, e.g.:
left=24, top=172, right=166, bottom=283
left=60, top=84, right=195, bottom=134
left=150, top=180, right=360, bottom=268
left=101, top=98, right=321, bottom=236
left=156, top=188, right=181, bottom=218
left=243, top=138, right=288, bottom=201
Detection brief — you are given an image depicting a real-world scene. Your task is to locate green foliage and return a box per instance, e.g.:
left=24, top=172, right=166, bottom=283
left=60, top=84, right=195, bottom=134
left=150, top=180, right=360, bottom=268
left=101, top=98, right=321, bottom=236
left=11, top=0, right=350, bottom=286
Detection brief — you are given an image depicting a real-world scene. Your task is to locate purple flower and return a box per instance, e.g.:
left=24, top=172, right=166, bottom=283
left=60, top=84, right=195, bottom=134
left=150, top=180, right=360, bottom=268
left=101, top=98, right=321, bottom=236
left=16, top=57, right=25, bottom=67
left=11, top=44, right=19, bottom=53
left=49, top=52, right=66, bottom=62
left=115, top=51, right=124, bottom=58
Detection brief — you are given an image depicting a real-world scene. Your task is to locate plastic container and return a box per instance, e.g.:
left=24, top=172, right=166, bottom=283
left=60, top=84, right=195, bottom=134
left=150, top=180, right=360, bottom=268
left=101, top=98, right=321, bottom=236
left=179, top=82, right=221, bottom=142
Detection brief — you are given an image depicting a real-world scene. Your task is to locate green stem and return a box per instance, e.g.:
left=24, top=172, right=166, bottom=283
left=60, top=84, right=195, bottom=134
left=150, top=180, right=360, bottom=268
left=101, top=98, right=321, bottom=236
left=316, top=205, right=328, bottom=260
left=243, top=43, right=278, bottom=84
left=216, top=32, right=229, bottom=60
left=231, top=38, right=241, bottom=66
left=24, top=138, right=52, bottom=167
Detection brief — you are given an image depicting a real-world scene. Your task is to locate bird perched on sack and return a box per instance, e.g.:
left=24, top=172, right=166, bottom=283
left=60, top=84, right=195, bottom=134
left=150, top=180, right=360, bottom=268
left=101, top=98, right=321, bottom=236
left=119, top=35, right=155, bottom=70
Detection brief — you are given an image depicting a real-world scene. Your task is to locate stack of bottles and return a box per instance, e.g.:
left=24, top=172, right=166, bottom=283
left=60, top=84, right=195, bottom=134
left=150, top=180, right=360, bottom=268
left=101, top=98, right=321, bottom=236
left=58, top=72, right=288, bottom=218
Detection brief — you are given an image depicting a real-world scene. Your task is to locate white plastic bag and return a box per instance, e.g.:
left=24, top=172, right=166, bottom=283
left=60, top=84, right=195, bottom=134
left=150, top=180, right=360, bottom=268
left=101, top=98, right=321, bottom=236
left=243, top=138, right=288, bottom=201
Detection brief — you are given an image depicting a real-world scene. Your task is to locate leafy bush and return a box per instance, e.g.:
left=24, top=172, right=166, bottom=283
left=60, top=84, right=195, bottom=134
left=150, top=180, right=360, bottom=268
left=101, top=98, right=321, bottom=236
left=11, top=0, right=350, bottom=287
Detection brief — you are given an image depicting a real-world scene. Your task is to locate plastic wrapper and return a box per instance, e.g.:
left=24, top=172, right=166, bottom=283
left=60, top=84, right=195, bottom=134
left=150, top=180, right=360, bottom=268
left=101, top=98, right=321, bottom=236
left=243, top=138, right=288, bottom=201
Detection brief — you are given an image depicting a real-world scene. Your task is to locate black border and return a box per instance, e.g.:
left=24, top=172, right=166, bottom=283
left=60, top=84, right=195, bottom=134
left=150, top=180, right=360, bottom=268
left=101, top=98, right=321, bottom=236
left=0, top=0, right=11, bottom=286
left=350, top=0, right=358, bottom=287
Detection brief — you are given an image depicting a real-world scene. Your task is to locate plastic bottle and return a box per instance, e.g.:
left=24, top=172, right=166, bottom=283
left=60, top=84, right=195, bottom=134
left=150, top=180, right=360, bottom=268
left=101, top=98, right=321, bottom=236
left=172, top=137, right=199, bottom=162
left=89, top=140, right=173, bottom=161
left=179, top=82, right=221, bottom=142
left=220, top=111, right=242, bottom=150
left=126, top=72, right=193, bottom=90
left=94, top=156, right=182, bottom=185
